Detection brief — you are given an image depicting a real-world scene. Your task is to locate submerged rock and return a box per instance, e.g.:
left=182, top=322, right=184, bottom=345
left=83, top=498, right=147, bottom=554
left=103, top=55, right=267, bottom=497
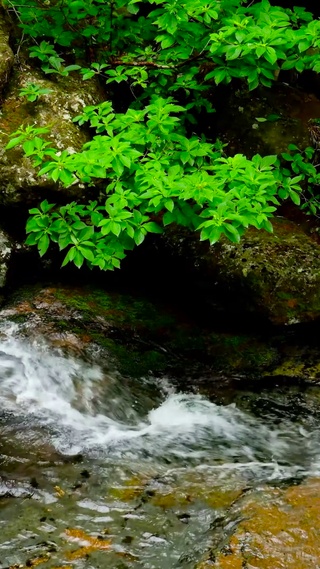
left=205, top=478, right=320, bottom=569
left=161, top=218, right=320, bottom=326
left=0, top=64, right=103, bottom=206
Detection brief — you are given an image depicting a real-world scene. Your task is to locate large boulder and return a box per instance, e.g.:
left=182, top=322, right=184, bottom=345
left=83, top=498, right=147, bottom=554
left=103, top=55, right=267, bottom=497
left=0, top=65, right=103, bottom=206
left=160, top=217, right=320, bottom=326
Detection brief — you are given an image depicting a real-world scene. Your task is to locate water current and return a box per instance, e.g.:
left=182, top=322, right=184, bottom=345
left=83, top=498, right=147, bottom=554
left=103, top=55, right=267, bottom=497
left=0, top=323, right=320, bottom=568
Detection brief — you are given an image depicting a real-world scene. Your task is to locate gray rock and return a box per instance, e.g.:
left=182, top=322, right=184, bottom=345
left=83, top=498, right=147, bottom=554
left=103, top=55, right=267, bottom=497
left=0, top=228, right=14, bottom=289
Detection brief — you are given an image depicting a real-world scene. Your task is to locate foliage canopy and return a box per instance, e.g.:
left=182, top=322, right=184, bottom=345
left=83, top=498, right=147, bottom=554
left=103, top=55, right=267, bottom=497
left=3, top=0, right=320, bottom=269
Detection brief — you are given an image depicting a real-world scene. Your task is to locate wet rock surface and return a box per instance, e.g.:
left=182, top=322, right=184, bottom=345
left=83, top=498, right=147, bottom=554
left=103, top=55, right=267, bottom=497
left=0, top=227, right=14, bottom=290
left=4, top=283, right=320, bottom=382
left=196, top=478, right=320, bottom=569
left=0, top=283, right=291, bottom=380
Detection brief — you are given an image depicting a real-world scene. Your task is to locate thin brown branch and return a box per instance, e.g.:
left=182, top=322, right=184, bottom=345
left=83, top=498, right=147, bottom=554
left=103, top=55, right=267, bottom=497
left=109, top=51, right=211, bottom=70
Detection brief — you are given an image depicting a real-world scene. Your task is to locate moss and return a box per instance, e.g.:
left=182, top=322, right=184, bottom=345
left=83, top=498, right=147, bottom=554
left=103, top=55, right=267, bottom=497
left=268, top=357, right=320, bottom=381
left=213, top=479, right=320, bottom=569
left=1, top=284, right=284, bottom=378
left=90, top=334, right=167, bottom=377
left=150, top=488, right=243, bottom=510
left=8, top=313, right=29, bottom=324
left=206, top=332, right=279, bottom=372
left=53, top=286, right=175, bottom=331
left=108, top=476, right=147, bottom=502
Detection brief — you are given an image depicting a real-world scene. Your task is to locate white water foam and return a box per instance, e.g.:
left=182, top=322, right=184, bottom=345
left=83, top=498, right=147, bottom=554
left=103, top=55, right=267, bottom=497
left=0, top=322, right=318, bottom=476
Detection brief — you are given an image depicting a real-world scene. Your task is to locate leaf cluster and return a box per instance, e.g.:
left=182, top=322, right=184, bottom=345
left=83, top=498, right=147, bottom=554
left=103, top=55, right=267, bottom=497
left=6, top=98, right=306, bottom=270
left=3, top=0, right=320, bottom=270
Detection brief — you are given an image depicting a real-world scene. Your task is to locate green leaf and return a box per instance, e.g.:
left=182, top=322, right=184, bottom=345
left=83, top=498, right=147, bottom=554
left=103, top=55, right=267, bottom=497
left=163, top=211, right=175, bottom=226
left=164, top=199, right=174, bottom=212
left=79, top=246, right=95, bottom=261
left=61, top=247, right=76, bottom=267
left=160, top=36, right=175, bottom=49
left=26, top=217, right=42, bottom=233
left=262, top=219, right=273, bottom=233
left=5, top=136, right=24, bottom=150
left=289, top=189, right=301, bottom=205
left=223, top=223, right=241, bottom=243
left=266, top=114, right=281, bottom=122
left=260, top=155, right=277, bottom=168
left=58, top=235, right=73, bottom=250
left=74, top=250, right=84, bottom=268
left=79, top=226, right=94, bottom=241
left=25, top=233, right=40, bottom=245
left=225, top=46, right=242, bottom=61
left=134, top=229, right=145, bottom=246
left=200, top=226, right=222, bottom=244
left=143, top=222, right=163, bottom=234
left=265, top=47, right=277, bottom=65
left=38, top=234, right=50, bottom=256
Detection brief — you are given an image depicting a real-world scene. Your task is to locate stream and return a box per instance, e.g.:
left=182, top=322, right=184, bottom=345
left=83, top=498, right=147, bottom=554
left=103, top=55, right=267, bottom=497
left=1, top=321, right=320, bottom=568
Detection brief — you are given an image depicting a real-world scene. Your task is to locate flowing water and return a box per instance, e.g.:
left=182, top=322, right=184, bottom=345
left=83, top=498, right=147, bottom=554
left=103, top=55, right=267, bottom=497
left=1, top=322, right=320, bottom=568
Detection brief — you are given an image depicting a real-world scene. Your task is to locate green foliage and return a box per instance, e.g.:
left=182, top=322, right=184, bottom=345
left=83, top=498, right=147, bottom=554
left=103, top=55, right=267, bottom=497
left=19, top=83, right=53, bottom=102
left=281, top=145, right=320, bottom=216
left=5, top=0, right=320, bottom=100
left=3, top=0, right=320, bottom=269
left=6, top=99, right=305, bottom=269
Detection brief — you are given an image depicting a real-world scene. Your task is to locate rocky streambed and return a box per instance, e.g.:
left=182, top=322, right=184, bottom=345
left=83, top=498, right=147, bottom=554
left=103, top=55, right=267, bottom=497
left=0, top=284, right=319, bottom=568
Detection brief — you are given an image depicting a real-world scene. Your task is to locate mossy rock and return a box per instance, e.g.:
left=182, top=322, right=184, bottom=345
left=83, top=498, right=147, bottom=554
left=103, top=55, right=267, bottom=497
left=0, top=64, right=103, bottom=206
left=211, top=478, right=320, bottom=569
left=162, top=218, right=320, bottom=326
left=0, top=284, right=281, bottom=379
left=0, top=9, right=14, bottom=92
left=6, top=283, right=320, bottom=382
left=0, top=226, right=16, bottom=304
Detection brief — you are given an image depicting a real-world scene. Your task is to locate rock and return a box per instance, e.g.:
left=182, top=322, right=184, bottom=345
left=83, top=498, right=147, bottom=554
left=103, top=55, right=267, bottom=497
left=0, top=283, right=280, bottom=379
left=0, top=9, right=14, bottom=91
left=161, top=218, right=320, bottom=326
left=0, top=227, right=15, bottom=290
left=6, top=283, right=320, bottom=382
left=214, top=83, right=320, bottom=157
left=0, top=64, right=103, bottom=206
left=208, top=478, right=320, bottom=569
